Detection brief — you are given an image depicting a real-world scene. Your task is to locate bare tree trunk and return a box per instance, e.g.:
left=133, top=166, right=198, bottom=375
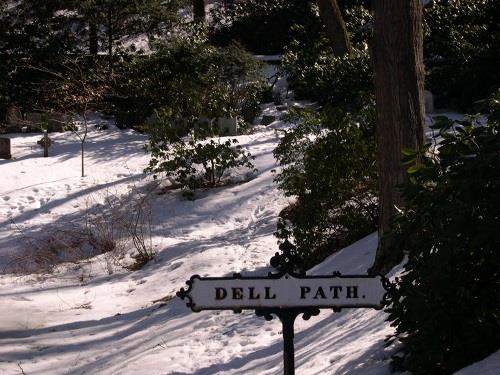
left=370, top=0, right=425, bottom=273
left=81, top=141, right=85, bottom=177
left=79, top=111, right=89, bottom=178
left=316, top=0, right=351, bottom=56
left=43, top=131, right=49, bottom=157
left=193, top=0, right=205, bottom=22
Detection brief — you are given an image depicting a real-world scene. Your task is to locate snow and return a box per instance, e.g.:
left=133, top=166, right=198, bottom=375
left=0, top=110, right=498, bottom=374
left=455, top=350, right=500, bottom=375
left=253, top=55, right=282, bottom=63
left=119, top=34, right=152, bottom=55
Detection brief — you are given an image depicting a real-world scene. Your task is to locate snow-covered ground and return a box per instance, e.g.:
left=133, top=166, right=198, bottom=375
left=0, top=110, right=498, bottom=374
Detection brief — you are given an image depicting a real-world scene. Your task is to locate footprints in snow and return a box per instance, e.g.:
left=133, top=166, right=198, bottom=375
left=168, top=262, right=183, bottom=272
left=1, top=183, right=79, bottom=217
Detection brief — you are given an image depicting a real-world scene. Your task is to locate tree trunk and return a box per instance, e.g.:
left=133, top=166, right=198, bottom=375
left=81, top=141, right=85, bottom=177
left=316, top=0, right=351, bottom=56
left=193, top=0, right=205, bottom=22
left=89, top=19, right=98, bottom=55
left=370, top=0, right=425, bottom=273
left=223, top=0, right=234, bottom=9
left=107, top=5, right=113, bottom=77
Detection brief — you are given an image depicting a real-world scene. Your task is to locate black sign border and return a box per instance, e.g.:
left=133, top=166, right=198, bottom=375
left=177, top=271, right=392, bottom=313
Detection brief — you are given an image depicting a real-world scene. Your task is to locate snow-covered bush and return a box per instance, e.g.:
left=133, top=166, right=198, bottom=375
left=387, top=92, right=500, bottom=374
left=274, top=105, right=378, bottom=268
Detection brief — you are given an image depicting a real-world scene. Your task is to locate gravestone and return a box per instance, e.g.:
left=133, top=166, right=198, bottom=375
left=48, top=112, right=69, bottom=132
left=26, top=112, right=42, bottom=128
left=5, top=106, right=24, bottom=133
left=218, top=117, right=238, bottom=136
left=197, top=115, right=213, bottom=128
left=424, top=90, right=434, bottom=114
left=5, top=108, right=69, bottom=133
left=0, top=138, right=12, bottom=159
left=261, top=115, right=275, bottom=126
left=6, top=106, right=22, bottom=127
left=37, top=131, right=52, bottom=157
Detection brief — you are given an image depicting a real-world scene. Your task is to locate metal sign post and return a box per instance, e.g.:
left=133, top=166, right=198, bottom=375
left=177, top=240, right=391, bottom=375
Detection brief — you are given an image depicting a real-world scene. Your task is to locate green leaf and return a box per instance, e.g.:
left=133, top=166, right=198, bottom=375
left=407, top=164, right=424, bottom=174
left=402, top=148, right=417, bottom=156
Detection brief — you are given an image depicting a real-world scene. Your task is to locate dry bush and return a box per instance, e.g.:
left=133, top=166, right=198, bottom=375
left=6, top=185, right=157, bottom=275
left=123, top=189, right=156, bottom=270
left=83, top=186, right=156, bottom=271
left=6, top=222, right=90, bottom=274
left=83, top=190, right=129, bottom=271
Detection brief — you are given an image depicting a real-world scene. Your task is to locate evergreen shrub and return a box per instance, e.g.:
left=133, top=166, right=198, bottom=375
left=145, top=111, right=256, bottom=193
left=274, top=105, right=378, bottom=268
left=208, top=0, right=317, bottom=55
left=425, top=0, right=500, bottom=111
left=280, top=3, right=372, bottom=108
left=387, top=91, right=500, bottom=374
left=282, top=43, right=372, bottom=110
left=111, top=41, right=264, bottom=129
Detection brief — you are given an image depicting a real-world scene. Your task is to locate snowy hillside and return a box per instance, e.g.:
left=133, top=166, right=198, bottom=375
left=0, top=110, right=498, bottom=374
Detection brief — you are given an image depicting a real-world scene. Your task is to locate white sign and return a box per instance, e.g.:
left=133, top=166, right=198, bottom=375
left=179, top=274, right=387, bottom=312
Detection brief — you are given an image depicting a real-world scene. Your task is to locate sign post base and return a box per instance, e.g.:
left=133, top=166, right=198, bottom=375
left=255, top=307, right=320, bottom=375
left=282, top=311, right=295, bottom=375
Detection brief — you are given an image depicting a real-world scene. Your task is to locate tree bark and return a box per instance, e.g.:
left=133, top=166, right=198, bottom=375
left=107, top=5, right=113, bottom=77
left=81, top=141, right=85, bottom=177
left=89, top=19, right=98, bottom=55
left=371, top=0, right=425, bottom=273
left=223, top=0, right=234, bottom=9
left=316, top=0, right=351, bottom=56
left=193, top=0, right=205, bottom=22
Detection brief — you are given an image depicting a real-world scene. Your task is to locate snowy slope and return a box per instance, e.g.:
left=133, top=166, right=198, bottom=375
left=0, top=112, right=498, bottom=374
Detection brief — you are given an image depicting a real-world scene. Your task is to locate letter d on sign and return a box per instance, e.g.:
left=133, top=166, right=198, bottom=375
left=215, top=287, right=227, bottom=300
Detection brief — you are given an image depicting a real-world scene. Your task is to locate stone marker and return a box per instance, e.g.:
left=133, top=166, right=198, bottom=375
left=6, top=106, right=23, bottom=128
left=218, top=117, right=238, bottom=136
left=26, top=112, right=42, bottom=128
left=424, top=90, right=434, bottom=114
left=0, top=138, right=12, bottom=159
left=43, top=131, right=49, bottom=157
left=48, top=112, right=70, bottom=132
left=37, top=131, right=52, bottom=157
left=261, top=115, right=276, bottom=126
